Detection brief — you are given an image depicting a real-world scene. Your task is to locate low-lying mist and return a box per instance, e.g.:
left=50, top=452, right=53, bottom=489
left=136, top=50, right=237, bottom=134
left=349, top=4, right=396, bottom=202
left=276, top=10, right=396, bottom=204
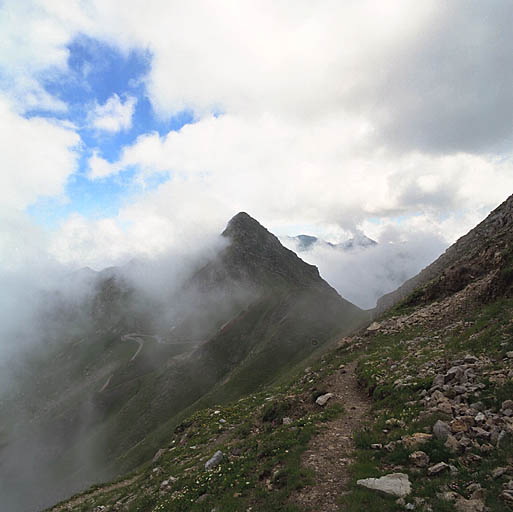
left=283, top=228, right=448, bottom=309
left=0, top=219, right=447, bottom=511
left=0, top=231, right=247, bottom=512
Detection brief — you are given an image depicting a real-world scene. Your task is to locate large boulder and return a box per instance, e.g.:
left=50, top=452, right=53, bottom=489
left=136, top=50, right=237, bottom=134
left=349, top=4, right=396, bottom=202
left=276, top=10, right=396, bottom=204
left=356, top=473, right=411, bottom=498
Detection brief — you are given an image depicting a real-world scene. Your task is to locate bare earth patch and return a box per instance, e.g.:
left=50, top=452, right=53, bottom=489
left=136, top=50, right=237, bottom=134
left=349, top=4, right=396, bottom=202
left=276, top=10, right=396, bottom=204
left=292, top=359, right=371, bottom=511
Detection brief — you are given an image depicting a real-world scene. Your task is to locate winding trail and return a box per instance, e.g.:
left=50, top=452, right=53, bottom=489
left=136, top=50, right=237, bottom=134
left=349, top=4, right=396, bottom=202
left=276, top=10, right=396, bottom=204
left=49, top=475, right=141, bottom=511
left=99, top=374, right=112, bottom=392
left=99, top=334, right=144, bottom=392
left=122, top=333, right=144, bottom=361
left=292, top=359, right=371, bottom=512
left=99, top=332, right=198, bottom=392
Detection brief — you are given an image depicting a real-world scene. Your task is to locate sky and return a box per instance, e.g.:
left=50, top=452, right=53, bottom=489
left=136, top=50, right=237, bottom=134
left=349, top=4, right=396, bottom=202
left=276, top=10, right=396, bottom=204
left=1, top=1, right=513, bottom=305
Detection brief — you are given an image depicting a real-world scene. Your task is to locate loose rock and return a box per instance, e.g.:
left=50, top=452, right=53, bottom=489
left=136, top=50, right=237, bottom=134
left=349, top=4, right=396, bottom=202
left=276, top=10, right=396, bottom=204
left=428, top=462, right=449, bottom=476
left=205, top=450, right=224, bottom=470
left=455, top=497, right=486, bottom=512
left=315, top=393, right=334, bottom=406
left=152, top=448, right=165, bottom=463
left=492, top=467, right=508, bottom=479
left=402, top=432, right=432, bottom=448
left=409, top=451, right=430, bottom=468
left=356, top=473, right=411, bottom=498
left=433, top=420, right=451, bottom=441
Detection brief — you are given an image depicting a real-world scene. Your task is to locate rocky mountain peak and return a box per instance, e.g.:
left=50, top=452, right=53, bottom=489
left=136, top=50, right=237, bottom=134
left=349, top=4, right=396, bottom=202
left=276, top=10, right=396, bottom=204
left=219, top=212, right=332, bottom=290
left=222, top=212, right=282, bottom=252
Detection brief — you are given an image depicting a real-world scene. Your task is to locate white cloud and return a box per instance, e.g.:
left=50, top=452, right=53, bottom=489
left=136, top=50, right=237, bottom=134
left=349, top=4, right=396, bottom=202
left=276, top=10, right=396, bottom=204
left=50, top=195, right=228, bottom=269
left=0, top=98, right=80, bottom=211
left=87, top=150, right=118, bottom=179
left=0, top=97, right=80, bottom=269
left=88, top=94, right=137, bottom=133
left=59, top=110, right=513, bottom=269
left=91, top=111, right=513, bottom=222
left=79, top=0, right=434, bottom=120
left=2, top=0, right=513, bottom=285
left=0, top=0, right=89, bottom=112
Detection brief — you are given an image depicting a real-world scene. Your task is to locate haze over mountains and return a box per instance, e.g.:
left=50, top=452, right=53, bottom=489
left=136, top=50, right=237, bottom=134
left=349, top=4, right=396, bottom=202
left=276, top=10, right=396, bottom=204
left=2, top=197, right=513, bottom=511
left=282, top=231, right=447, bottom=310
left=1, top=3, right=512, bottom=510
left=0, top=212, right=366, bottom=512
left=42, top=193, right=513, bottom=512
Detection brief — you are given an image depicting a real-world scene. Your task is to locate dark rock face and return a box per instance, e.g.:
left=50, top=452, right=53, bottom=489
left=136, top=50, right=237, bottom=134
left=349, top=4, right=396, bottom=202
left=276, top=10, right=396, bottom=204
left=375, top=193, right=513, bottom=314
left=219, top=212, right=328, bottom=290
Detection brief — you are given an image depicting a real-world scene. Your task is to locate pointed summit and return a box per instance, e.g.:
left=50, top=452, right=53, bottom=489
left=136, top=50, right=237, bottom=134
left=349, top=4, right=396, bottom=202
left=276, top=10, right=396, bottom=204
left=223, top=211, right=261, bottom=235
left=222, top=212, right=284, bottom=255
left=219, top=212, right=328, bottom=289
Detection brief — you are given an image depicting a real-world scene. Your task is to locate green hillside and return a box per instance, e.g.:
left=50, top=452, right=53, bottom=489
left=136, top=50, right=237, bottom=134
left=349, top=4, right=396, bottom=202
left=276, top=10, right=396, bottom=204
left=0, top=213, right=365, bottom=512
left=45, top=194, right=513, bottom=512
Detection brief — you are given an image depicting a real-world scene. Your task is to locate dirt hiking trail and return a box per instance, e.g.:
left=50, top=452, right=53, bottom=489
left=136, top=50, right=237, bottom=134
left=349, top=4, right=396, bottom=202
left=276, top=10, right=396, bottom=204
left=293, top=359, right=371, bottom=511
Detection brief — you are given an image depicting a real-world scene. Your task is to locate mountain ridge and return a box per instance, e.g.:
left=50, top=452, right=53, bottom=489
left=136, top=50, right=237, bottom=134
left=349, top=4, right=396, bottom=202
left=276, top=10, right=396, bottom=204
left=285, top=233, right=377, bottom=252
left=376, top=194, right=513, bottom=315
left=45, top=194, right=513, bottom=512
left=0, top=212, right=366, bottom=512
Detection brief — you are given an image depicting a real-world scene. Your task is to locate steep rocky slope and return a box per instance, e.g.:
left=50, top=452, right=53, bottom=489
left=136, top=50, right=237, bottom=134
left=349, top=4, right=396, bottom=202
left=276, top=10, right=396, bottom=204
left=376, top=194, right=513, bottom=315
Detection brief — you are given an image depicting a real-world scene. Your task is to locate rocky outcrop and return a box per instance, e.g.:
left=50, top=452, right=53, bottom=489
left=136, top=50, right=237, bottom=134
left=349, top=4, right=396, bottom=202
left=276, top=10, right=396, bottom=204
left=375, top=193, right=513, bottom=314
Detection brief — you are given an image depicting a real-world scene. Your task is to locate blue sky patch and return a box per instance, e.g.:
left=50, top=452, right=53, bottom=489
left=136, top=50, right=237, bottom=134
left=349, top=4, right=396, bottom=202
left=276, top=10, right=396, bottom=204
left=25, top=36, right=197, bottom=228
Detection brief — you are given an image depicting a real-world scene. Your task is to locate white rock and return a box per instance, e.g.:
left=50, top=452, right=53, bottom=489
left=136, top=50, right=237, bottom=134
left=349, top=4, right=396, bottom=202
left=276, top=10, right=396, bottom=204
left=316, top=393, right=334, bottom=406
left=428, top=462, right=449, bottom=476
left=204, top=450, right=223, bottom=470
left=475, top=412, right=486, bottom=423
left=367, top=322, right=381, bottom=331
left=357, top=473, right=411, bottom=497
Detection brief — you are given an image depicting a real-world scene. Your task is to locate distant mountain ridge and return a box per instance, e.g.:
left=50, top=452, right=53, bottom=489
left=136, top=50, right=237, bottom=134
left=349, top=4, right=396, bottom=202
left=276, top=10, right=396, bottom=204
left=285, top=233, right=377, bottom=252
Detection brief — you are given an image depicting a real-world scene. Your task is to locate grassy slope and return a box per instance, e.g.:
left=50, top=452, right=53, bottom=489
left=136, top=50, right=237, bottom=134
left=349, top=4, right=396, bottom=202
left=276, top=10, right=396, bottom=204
left=47, top=290, right=513, bottom=511
left=48, top=343, right=357, bottom=512
left=340, top=297, right=513, bottom=511
left=109, top=288, right=367, bottom=475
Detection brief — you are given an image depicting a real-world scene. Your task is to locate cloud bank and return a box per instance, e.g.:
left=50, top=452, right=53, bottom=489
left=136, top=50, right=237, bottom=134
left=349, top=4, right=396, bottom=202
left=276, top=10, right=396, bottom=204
left=0, top=0, right=512, bottom=285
